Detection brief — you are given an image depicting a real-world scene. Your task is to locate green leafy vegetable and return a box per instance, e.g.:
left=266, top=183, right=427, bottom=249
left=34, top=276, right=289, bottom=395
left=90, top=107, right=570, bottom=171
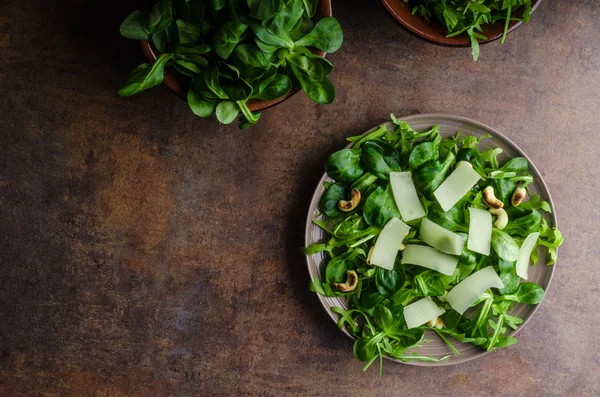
left=406, top=0, right=535, bottom=61
left=120, top=10, right=151, bottom=40
left=325, top=149, right=364, bottom=183
left=304, top=117, right=563, bottom=372
left=119, top=0, right=343, bottom=128
left=118, top=54, right=173, bottom=97
left=294, top=17, right=343, bottom=52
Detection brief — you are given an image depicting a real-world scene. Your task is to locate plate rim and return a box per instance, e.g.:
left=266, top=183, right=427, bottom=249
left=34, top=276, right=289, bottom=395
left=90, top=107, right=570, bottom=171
left=304, top=113, right=559, bottom=367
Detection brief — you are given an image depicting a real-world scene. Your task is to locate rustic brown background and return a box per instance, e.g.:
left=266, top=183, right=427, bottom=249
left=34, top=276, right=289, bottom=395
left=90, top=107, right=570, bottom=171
left=0, top=0, right=598, bottom=396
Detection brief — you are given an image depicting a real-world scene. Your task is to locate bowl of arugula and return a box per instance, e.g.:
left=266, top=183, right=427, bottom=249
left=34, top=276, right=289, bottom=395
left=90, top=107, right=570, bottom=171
left=304, top=114, right=563, bottom=369
left=380, top=0, right=541, bottom=61
left=119, top=0, right=342, bottom=128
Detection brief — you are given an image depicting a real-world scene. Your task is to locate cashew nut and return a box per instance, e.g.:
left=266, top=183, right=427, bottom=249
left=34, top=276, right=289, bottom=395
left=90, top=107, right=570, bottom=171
left=511, top=186, right=526, bottom=207
left=482, top=186, right=504, bottom=209
left=333, top=270, right=358, bottom=292
left=489, top=207, right=508, bottom=230
left=427, top=317, right=445, bottom=329
left=338, top=188, right=361, bottom=212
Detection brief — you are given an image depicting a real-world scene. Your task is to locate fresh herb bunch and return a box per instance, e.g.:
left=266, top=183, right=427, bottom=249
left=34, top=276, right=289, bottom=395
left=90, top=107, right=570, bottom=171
left=304, top=116, right=563, bottom=373
left=405, top=0, right=533, bottom=61
left=119, top=0, right=343, bottom=128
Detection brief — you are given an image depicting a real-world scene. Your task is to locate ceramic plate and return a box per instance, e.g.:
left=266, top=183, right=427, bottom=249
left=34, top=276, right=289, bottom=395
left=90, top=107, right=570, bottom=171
left=304, top=114, right=558, bottom=366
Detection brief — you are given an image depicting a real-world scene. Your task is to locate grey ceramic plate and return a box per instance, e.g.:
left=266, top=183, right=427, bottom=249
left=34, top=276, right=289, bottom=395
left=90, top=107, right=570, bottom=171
left=305, top=114, right=558, bottom=366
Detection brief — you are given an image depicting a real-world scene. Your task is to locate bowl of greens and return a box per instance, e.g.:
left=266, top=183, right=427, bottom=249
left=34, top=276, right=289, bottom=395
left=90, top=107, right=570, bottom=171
left=380, top=0, right=541, bottom=60
left=304, top=114, right=563, bottom=370
left=119, top=0, right=342, bottom=128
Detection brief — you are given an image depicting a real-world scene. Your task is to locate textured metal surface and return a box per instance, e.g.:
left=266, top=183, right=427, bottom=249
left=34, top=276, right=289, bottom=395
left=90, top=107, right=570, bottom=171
left=0, top=0, right=599, bottom=396
left=305, top=114, right=557, bottom=366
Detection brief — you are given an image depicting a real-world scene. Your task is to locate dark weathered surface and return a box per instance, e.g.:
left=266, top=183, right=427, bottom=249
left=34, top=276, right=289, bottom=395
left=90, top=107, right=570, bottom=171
left=0, top=0, right=598, bottom=396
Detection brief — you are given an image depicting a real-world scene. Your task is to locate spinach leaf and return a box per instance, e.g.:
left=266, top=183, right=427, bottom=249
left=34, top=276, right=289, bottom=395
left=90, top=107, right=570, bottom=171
left=248, top=0, right=284, bottom=20
left=440, top=310, right=461, bottom=329
left=362, top=141, right=395, bottom=180
left=325, top=149, right=364, bottom=183
left=252, top=24, right=294, bottom=50
left=120, top=10, right=151, bottom=40
left=204, top=65, right=228, bottom=99
left=497, top=259, right=519, bottom=295
left=375, top=265, right=404, bottom=296
left=319, top=182, right=347, bottom=218
left=325, top=255, right=351, bottom=285
left=148, top=0, right=173, bottom=34
left=290, top=17, right=314, bottom=41
left=119, top=53, right=173, bottom=97
left=429, top=203, right=466, bottom=232
left=501, top=282, right=545, bottom=304
left=231, top=44, right=271, bottom=78
left=174, top=59, right=201, bottom=74
left=287, top=52, right=325, bottom=81
left=302, top=0, right=319, bottom=18
left=252, top=74, right=291, bottom=100
left=174, top=0, right=191, bottom=20
left=187, top=89, right=215, bottom=117
left=360, top=286, right=386, bottom=309
left=354, top=333, right=385, bottom=362
left=488, top=178, right=516, bottom=205
left=499, top=157, right=528, bottom=173
left=294, top=17, right=344, bottom=53
left=503, top=210, right=542, bottom=237
left=408, top=134, right=441, bottom=170
left=363, top=184, right=400, bottom=228
left=289, top=65, right=335, bottom=104
left=152, top=20, right=179, bottom=52
left=211, top=0, right=225, bottom=11
left=215, top=101, right=239, bottom=124
left=491, top=229, right=519, bottom=262
left=176, top=19, right=201, bottom=45
left=262, top=0, right=304, bottom=36
left=213, top=21, right=248, bottom=59
left=414, top=270, right=445, bottom=296
left=413, top=152, right=455, bottom=197
left=373, top=305, right=396, bottom=333
left=455, top=147, right=483, bottom=170
left=221, top=78, right=253, bottom=101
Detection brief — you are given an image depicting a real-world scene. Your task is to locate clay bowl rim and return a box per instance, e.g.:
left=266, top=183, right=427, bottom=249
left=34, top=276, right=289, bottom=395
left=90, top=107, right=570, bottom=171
left=140, top=0, right=332, bottom=112
left=380, top=0, right=542, bottom=47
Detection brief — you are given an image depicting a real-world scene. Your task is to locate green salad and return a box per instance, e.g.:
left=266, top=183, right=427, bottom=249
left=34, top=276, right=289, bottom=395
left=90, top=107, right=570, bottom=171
left=304, top=116, right=563, bottom=372
left=405, top=0, right=534, bottom=61
left=119, top=0, right=343, bottom=128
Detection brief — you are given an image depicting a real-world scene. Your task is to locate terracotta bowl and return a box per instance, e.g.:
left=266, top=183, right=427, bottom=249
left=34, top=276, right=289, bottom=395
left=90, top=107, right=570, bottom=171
left=380, top=0, right=541, bottom=46
left=140, top=0, right=332, bottom=112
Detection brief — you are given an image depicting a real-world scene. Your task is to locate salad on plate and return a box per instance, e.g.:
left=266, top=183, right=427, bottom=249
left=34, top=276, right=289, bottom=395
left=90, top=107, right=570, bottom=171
left=304, top=115, right=563, bottom=372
